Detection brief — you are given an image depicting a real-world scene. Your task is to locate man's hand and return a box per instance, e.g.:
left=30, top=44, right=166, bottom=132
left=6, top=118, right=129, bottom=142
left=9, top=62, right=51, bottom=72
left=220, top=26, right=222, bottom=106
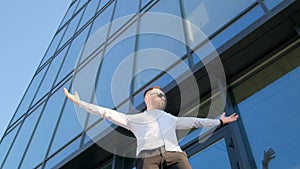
left=220, top=112, right=239, bottom=124
left=64, top=88, right=81, bottom=105
left=262, top=148, right=276, bottom=166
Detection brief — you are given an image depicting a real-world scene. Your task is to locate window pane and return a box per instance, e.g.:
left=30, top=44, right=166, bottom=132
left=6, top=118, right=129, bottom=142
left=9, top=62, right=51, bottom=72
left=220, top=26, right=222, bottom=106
left=40, top=26, right=67, bottom=66
left=32, top=49, right=66, bottom=105
left=235, top=67, right=300, bottom=169
left=78, top=0, right=100, bottom=29
left=182, top=0, right=255, bottom=48
left=10, top=66, right=47, bottom=125
left=74, top=0, right=88, bottom=13
left=1, top=105, right=43, bottom=169
left=19, top=84, right=70, bottom=169
left=59, top=9, right=85, bottom=49
left=150, top=0, right=181, bottom=16
left=263, top=0, right=284, bottom=10
left=44, top=137, right=81, bottom=169
left=189, top=139, right=231, bottom=169
left=110, top=0, right=139, bottom=35
left=91, top=2, right=114, bottom=35
left=57, top=25, right=91, bottom=82
left=59, top=1, right=79, bottom=29
left=211, top=5, right=264, bottom=49
left=95, top=36, right=136, bottom=108
left=0, top=127, right=19, bottom=166
left=141, top=0, right=152, bottom=9
left=134, top=33, right=186, bottom=91
left=48, top=96, right=83, bottom=156
left=97, top=0, right=112, bottom=13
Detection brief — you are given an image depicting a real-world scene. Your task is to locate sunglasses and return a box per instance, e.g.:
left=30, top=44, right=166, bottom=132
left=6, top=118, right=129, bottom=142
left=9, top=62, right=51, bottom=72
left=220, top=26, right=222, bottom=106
left=149, top=92, right=166, bottom=99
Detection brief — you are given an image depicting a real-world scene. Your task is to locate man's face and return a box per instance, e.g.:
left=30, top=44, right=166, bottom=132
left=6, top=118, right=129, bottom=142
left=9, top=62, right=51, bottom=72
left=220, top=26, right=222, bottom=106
left=146, top=88, right=167, bottom=110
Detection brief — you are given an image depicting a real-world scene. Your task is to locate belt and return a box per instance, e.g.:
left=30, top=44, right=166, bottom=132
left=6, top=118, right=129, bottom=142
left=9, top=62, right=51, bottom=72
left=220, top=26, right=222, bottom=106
left=138, top=146, right=166, bottom=158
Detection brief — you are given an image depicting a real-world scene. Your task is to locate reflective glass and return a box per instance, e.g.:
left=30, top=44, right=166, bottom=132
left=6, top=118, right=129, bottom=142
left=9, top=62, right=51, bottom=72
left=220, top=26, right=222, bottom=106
left=89, top=1, right=115, bottom=45
left=74, top=0, right=88, bottom=13
left=132, top=57, right=190, bottom=108
left=32, top=48, right=66, bottom=105
left=59, top=0, right=79, bottom=29
left=95, top=36, right=136, bottom=108
left=1, top=105, right=43, bottom=169
left=189, top=139, right=231, bottom=169
left=141, top=0, right=152, bottom=9
left=78, top=0, right=100, bottom=29
left=235, top=67, right=300, bottom=169
left=0, top=127, right=19, bottom=167
left=97, top=0, right=112, bottom=13
left=10, top=66, right=47, bottom=125
left=39, top=26, right=67, bottom=67
left=19, top=84, right=70, bottom=169
left=72, top=51, right=104, bottom=128
left=263, top=0, right=284, bottom=10
left=134, top=33, right=186, bottom=91
left=211, top=5, right=264, bottom=49
left=48, top=96, right=83, bottom=155
left=149, top=0, right=181, bottom=16
left=44, top=137, right=81, bottom=169
left=57, top=25, right=91, bottom=83
left=59, top=9, right=85, bottom=50
left=181, top=0, right=255, bottom=49
left=110, top=0, right=139, bottom=35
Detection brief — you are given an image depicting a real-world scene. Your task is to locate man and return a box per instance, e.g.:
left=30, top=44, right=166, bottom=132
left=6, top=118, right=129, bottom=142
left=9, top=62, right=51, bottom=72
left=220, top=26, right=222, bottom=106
left=64, top=86, right=238, bottom=169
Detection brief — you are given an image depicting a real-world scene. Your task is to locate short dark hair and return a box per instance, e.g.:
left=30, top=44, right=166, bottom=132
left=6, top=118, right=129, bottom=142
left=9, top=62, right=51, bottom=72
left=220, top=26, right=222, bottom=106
left=143, top=86, right=161, bottom=97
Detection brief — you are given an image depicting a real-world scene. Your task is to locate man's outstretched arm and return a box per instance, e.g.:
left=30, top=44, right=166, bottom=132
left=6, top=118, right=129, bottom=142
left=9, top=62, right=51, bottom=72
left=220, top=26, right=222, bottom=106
left=63, top=88, right=130, bottom=130
left=176, top=112, right=239, bottom=129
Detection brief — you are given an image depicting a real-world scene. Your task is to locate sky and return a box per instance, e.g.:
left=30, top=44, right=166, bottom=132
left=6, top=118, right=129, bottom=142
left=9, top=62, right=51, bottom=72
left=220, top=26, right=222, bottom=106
left=0, top=0, right=72, bottom=140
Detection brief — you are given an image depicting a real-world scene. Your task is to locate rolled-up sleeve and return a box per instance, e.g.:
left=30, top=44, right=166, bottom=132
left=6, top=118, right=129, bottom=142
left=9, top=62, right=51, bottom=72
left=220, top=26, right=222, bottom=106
left=78, top=101, right=130, bottom=130
left=175, top=117, right=220, bottom=130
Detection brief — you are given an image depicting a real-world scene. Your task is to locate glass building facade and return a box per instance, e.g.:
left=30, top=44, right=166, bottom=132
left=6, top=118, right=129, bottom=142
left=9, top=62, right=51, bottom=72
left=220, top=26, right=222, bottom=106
left=0, top=0, right=299, bottom=168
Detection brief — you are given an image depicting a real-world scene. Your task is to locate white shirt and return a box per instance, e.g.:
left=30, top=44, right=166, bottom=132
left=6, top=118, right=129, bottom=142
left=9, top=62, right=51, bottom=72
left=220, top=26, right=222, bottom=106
left=79, top=101, right=221, bottom=156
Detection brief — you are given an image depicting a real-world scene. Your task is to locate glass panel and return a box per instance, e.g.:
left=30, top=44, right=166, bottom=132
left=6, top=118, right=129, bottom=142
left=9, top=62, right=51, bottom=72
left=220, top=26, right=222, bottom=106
left=19, top=84, right=70, bottom=169
left=235, top=67, right=300, bottom=169
left=78, top=0, right=100, bottom=29
left=211, top=5, right=264, bottom=49
left=75, top=0, right=88, bottom=13
left=182, top=0, right=255, bottom=49
left=59, top=0, right=79, bottom=29
left=189, top=139, right=231, bottom=169
left=132, top=57, right=190, bottom=108
left=39, top=26, right=67, bottom=67
left=149, top=0, right=181, bottom=16
left=10, top=66, right=47, bottom=124
left=57, top=25, right=91, bottom=83
left=48, top=96, right=83, bottom=155
left=32, top=49, right=66, bottom=105
left=109, top=0, right=139, bottom=35
left=233, top=46, right=300, bottom=169
left=72, top=51, right=103, bottom=129
left=1, top=105, right=43, bottom=169
left=95, top=36, right=136, bottom=108
left=134, top=33, right=186, bottom=91
left=59, top=9, right=85, bottom=49
left=0, top=127, right=19, bottom=166
left=263, top=0, right=284, bottom=10
left=97, top=0, right=112, bottom=13
left=44, top=137, right=81, bottom=169
left=134, top=0, right=186, bottom=91
left=89, top=1, right=115, bottom=45
left=141, top=0, right=152, bottom=9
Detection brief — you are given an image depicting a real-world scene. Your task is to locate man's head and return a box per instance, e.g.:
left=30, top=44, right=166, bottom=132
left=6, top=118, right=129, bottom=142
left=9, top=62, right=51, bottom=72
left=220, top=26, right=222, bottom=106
left=144, top=86, right=167, bottom=111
